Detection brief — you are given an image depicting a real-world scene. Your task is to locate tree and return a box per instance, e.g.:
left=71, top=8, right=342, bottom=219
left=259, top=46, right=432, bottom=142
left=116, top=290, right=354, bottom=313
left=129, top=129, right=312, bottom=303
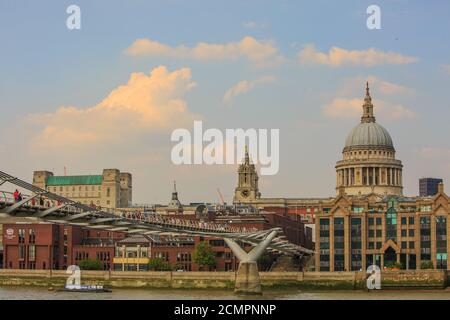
left=193, top=241, right=216, bottom=270
left=420, top=260, right=434, bottom=270
left=148, top=258, right=172, bottom=271
left=78, top=258, right=103, bottom=270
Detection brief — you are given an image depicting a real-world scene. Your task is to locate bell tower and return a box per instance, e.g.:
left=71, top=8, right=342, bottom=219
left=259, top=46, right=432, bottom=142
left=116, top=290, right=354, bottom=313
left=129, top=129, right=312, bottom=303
left=233, top=146, right=261, bottom=203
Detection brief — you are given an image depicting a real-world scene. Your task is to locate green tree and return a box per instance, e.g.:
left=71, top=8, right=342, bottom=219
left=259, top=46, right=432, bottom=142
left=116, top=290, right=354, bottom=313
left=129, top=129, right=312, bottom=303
left=78, top=258, right=103, bottom=270
left=420, top=260, right=434, bottom=269
left=193, top=241, right=216, bottom=270
left=148, top=257, right=172, bottom=271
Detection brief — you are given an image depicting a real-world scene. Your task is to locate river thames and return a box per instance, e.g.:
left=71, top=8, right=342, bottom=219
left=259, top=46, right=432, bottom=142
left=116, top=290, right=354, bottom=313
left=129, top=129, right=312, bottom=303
left=2, top=286, right=450, bottom=300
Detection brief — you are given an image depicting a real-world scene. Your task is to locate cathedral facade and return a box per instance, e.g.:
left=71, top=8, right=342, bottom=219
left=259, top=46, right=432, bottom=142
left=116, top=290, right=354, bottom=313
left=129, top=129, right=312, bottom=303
left=233, top=83, right=450, bottom=271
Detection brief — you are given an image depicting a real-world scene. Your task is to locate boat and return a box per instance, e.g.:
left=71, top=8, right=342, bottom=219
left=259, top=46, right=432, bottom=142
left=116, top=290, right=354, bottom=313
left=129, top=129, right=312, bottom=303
left=57, top=285, right=112, bottom=293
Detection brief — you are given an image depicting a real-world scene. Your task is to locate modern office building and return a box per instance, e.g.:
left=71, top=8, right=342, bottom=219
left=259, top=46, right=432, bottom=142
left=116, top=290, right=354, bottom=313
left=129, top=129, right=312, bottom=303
left=420, top=178, right=444, bottom=197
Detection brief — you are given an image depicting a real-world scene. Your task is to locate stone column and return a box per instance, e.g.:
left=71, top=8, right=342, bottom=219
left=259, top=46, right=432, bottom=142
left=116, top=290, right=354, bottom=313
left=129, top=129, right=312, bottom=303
left=344, top=215, right=351, bottom=271
left=330, top=217, right=334, bottom=272
left=447, top=215, right=450, bottom=271
left=343, top=169, right=347, bottom=187
left=416, top=213, right=421, bottom=269
left=361, top=214, right=367, bottom=271
left=406, top=254, right=409, bottom=270
left=373, top=167, right=376, bottom=186
left=315, top=221, right=320, bottom=271
left=430, top=215, right=437, bottom=269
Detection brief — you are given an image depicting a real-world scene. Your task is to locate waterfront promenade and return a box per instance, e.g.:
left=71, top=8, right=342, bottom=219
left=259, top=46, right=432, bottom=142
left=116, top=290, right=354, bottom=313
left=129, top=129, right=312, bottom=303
left=0, top=269, right=447, bottom=290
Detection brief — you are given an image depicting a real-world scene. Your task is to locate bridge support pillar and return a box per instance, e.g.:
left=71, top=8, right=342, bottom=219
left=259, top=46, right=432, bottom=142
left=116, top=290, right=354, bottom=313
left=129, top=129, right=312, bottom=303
left=224, top=230, right=278, bottom=295
left=234, top=261, right=261, bottom=295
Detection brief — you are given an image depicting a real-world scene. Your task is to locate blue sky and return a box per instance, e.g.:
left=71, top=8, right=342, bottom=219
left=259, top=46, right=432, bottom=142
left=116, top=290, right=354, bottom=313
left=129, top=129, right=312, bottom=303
left=1, top=0, right=449, bottom=204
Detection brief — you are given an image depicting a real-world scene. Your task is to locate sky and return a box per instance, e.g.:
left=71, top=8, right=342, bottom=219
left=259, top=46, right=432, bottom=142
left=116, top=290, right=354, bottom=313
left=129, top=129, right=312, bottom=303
left=0, top=0, right=449, bottom=204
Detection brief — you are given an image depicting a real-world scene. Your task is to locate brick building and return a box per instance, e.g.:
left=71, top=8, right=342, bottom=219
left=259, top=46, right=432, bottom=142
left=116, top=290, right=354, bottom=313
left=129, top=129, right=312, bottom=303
left=2, top=223, right=125, bottom=270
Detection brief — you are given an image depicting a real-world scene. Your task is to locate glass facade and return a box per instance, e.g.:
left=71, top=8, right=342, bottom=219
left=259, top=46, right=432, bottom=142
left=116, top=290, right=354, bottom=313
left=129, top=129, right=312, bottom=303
left=420, top=216, right=431, bottom=262
left=319, top=218, right=330, bottom=271
left=350, top=218, right=362, bottom=271
left=436, top=216, right=447, bottom=269
left=386, top=207, right=397, bottom=242
left=334, top=218, right=345, bottom=271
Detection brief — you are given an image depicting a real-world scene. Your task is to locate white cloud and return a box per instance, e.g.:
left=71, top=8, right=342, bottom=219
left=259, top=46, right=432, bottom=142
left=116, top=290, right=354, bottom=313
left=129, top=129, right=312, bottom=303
left=124, top=36, right=282, bottom=67
left=322, top=76, right=417, bottom=121
left=298, top=44, right=419, bottom=67
left=222, top=76, right=276, bottom=103
left=441, top=64, right=450, bottom=74
left=336, top=75, right=416, bottom=97
left=25, top=66, right=199, bottom=151
left=323, top=97, right=416, bottom=121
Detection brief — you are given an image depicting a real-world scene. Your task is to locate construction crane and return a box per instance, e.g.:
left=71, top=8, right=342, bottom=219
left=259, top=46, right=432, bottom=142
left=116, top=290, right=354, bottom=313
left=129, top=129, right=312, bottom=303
left=217, top=188, right=225, bottom=205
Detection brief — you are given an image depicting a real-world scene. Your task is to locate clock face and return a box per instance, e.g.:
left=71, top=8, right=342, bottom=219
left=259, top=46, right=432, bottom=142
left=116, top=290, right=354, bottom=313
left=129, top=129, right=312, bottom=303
left=241, top=190, right=250, bottom=198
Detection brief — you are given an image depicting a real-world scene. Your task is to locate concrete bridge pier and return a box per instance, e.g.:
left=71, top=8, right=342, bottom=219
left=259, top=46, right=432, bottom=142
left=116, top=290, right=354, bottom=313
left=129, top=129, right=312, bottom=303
left=224, top=230, right=278, bottom=295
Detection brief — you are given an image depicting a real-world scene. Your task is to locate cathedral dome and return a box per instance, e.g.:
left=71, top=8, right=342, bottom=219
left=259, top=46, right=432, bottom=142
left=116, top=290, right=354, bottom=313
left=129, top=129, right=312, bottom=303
left=344, top=122, right=394, bottom=151
left=343, top=82, right=394, bottom=152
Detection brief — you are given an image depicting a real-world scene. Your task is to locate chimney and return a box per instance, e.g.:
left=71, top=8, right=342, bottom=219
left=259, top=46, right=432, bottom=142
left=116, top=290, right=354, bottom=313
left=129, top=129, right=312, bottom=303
left=438, top=182, right=444, bottom=194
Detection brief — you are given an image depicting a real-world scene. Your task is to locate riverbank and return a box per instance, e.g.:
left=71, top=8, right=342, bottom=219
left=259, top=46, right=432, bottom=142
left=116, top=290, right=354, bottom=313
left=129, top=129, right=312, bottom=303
left=0, top=269, right=447, bottom=290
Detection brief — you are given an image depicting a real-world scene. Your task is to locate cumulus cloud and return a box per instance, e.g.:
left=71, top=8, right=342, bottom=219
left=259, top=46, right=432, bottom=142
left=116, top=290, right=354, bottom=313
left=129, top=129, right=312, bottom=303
left=222, top=76, right=276, bottom=103
left=323, top=76, right=416, bottom=121
left=25, top=66, right=199, bottom=151
left=336, top=75, right=416, bottom=97
left=124, top=36, right=282, bottom=67
left=298, top=44, right=419, bottom=67
left=441, top=64, right=450, bottom=74
left=323, top=98, right=416, bottom=121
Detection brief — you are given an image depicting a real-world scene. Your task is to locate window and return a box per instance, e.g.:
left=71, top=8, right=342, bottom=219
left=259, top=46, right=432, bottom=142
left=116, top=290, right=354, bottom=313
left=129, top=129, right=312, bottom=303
left=401, top=217, right=407, bottom=225
left=19, top=244, right=25, bottom=260
left=401, top=241, right=407, bottom=249
left=401, top=229, right=407, bottom=237
left=376, top=217, right=382, bottom=225
left=368, top=218, right=374, bottom=226
left=29, top=245, right=36, bottom=261
left=29, top=229, right=36, bottom=244
left=376, top=230, right=382, bottom=237
left=420, top=205, right=432, bottom=212
left=18, top=229, right=25, bottom=243
left=352, top=206, right=364, bottom=213
left=368, top=230, right=374, bottom=238
left=409, top=241, right=415, bottom=249
left=409, top=217, right=415, bottom=225
left=409, top=229, right=414, bottom=237
left=386, top=207, right=397, bottom=242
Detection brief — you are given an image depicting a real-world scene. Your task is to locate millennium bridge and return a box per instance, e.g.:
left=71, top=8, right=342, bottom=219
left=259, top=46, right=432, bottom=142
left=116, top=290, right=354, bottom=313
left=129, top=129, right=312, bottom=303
left=0, top=170, right=313, bottom=294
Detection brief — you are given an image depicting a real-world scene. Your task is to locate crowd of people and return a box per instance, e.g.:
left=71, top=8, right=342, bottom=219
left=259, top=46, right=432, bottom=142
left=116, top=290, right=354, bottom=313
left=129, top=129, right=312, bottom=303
left=6, top=189, right=257, bottom=234
left=119, top=211, right=258, bottom=234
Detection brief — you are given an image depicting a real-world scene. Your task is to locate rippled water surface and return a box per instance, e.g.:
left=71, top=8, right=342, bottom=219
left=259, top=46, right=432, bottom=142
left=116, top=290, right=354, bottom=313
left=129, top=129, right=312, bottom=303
left=2, top=286, right=450, bottom=300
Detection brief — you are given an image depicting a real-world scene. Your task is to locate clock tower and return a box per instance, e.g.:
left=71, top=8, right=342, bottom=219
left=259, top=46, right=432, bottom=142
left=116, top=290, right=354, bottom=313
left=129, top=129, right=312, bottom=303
left=233, top=146, right=261, bottom=203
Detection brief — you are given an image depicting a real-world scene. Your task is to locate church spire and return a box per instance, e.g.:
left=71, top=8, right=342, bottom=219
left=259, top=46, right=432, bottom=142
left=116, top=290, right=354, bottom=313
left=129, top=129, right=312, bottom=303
left=244, top=145, right=250, bottom=164
left=172, top=180, right=178, bottom=200
left=361, top=81, right=376, bottom=123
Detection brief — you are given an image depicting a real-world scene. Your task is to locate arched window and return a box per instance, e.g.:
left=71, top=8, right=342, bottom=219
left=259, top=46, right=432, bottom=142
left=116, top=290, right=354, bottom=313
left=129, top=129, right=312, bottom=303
left=386, top=199, right=398, bottom=242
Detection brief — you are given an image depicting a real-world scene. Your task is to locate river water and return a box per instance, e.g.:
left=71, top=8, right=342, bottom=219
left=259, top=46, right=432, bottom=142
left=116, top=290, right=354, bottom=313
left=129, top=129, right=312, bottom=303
left=2, top=286, right=450, bottom=300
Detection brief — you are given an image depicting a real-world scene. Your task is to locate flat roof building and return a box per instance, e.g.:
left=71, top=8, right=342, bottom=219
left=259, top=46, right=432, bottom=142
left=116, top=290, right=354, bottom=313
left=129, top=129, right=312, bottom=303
left=32, top=169, right=132, bottom=209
